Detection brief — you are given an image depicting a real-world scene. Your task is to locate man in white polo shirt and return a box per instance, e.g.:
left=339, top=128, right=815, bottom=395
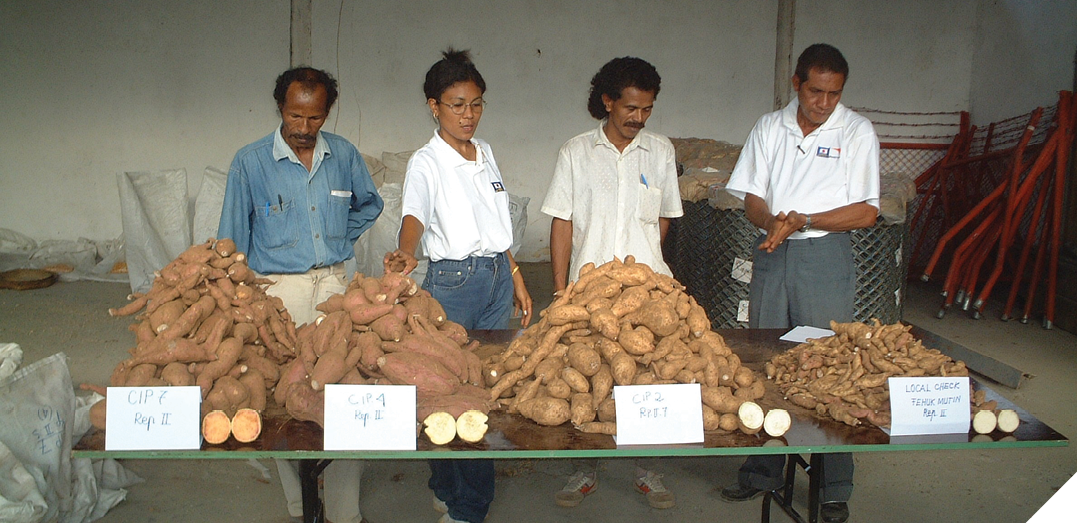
left=541, top=56, right=683, bottom=510
left=720, top=44, right=880, bottom=523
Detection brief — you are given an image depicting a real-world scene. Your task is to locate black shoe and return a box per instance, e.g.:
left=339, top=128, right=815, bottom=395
left=821, top=502, right=849, bottom=523
left=719, top=483, right=764, bottom=502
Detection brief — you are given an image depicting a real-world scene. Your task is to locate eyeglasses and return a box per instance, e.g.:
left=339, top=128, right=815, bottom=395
left=440, top=99, right=486, bottom=115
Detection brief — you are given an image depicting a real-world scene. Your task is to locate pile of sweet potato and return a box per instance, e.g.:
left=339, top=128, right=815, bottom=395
left=94, top=239, right=297, bottom=443
left=95, top=239, right=492, bottom=445
left=277, top=270, right=493, bottom=431
left=482, top=257, right=770, bottom=436
left=765, top=319, right=970, bottom=428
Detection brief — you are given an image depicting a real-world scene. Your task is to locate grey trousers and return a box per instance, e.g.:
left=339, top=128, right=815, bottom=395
left=740, top=233, right=855, bottom=502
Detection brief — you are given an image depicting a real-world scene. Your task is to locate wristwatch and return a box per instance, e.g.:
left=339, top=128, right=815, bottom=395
left=799, top=214, right=812, bottom=232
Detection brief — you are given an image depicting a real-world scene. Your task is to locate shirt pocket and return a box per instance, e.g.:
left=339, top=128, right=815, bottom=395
left=255, top=198, right=299, bottom=250
left=326, top=191, right=351, bottom=239
left=636, top=185, right=663, bottom=225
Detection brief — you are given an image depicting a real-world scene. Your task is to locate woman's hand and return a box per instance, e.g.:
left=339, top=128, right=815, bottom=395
left=512, top=268, right=533, bottom=328
left=383, top=249, right=418, bottom=275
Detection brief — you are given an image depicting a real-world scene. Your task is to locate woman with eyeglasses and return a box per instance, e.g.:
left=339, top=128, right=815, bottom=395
left=383, top=49, right=532, bottom=523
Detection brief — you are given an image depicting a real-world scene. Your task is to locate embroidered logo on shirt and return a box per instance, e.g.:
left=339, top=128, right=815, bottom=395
left=816, top=147, right=841, bottom=159
left=491, top=181, right=505, bottom=193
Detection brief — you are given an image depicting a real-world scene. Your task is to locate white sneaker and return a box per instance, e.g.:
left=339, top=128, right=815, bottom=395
left=554, top=471, right=597, bottom=507
left=433, top=495, right=448, bottom=514
left=635, top=470, right=676, bottom=509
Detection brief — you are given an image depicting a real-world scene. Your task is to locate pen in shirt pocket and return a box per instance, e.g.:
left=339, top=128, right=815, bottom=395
left=640, top=173, right=649, bottom=188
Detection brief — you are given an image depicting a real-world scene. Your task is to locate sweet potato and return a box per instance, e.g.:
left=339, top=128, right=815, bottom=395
left=763, top=408, right=791, bottom=437
left=546, top=377, right=572, bottom=399
left=197, top=337, right=245, bottom=397
left=455, top=410, right=489, bottom=443
left=609, top=352, right=637, bottom=386
left=518, top=397, right=572, bottom=426
left=238, top=370, right=268, bottom=411
left=310, top=352, right=348, bottom=391
left=348, top=302, right=395, bottom=325
left=148, top=299, right=187, bottom=334
left=597, top=397, right=617, bottom=422
left=230, top=407, right=262, bottom=443
left=590, top=364, right=614, bottom=407
left=546, top=304, right=591, bottom=326
left=570, top=392, right=596, bottom=426
left=610, top=285, right=649, bottom=317
left=633, top=300, right=680, bottom=337
left=202, top=409, right=232, bottom=444
left=423, top=411, right=457, bottom=445
left=124, top=363, right=158, bottom=387
left=567, top=343, right=602, bottom=377
left=561, top=367, right=590, bottom=393
left=207, top=375, right=250, bottom=417
left=159, top=295, right=216, bottom=340
left=738, top=401, right=765, bottom=434
left=618, top=327, right=655, bottom=356
left=377, top=352, right=460, bottom=396
left=369, top=313, right=406, bottom=341
left=285, top=382, right=325, bottom=427
left=161, top=362, right=194, bottom=387
left=274, top=358, right=309, bottom=406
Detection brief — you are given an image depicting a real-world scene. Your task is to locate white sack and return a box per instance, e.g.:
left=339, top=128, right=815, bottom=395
left=117, top=169, right=192, bottom=294
left=192, top=167, right=228, bottom=245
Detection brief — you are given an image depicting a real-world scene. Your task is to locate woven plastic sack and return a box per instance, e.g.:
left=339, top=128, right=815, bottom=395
left=117, top=169, right=192, bottom=294
left=0, top=354, right=75, bottom=523
left=192, top=167, right=228, bottom=246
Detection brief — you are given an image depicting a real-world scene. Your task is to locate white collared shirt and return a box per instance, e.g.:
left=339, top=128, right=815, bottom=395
left=726, top=99, right=880, bottom=239
left=541, top=122, right=684, bottom=282
left=401, top=132, right=513, bottom=261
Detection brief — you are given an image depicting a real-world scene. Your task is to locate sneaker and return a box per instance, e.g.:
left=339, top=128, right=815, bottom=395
left=554, top=471, right=597, bottom=507
left=433, top=495, right=448, bottom=514
left=437, top=514, right=467, bottom=523
left=634, top=470, right=676, bottom=509
left=719, top=482, right=764, bottom=502
left=821, top=502, right=849, bottom=523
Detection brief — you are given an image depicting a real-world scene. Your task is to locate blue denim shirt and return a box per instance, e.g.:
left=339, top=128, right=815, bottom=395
left=218, top=127, right=383, bottom=274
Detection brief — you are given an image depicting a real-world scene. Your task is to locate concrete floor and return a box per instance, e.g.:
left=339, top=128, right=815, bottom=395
left=1, top=262, right=1074, bottom=523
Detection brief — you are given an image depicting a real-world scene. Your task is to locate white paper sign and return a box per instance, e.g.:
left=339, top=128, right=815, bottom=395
left=779, top=326, right=835, bottom=343
left=888, top=377, right=970, bottom=436
left=613, top=384, right=704, bottom=445
left=323, top=384, right=416, bottom=451
left=105, top=386, right=202, bottom=450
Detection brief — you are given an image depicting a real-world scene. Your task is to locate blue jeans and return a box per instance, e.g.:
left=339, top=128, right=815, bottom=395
left=422, top=252, right=513, bottom=330
left=423, top=253, right=511, bottom=522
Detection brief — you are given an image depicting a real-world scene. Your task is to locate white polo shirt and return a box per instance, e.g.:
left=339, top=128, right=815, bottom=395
left=541, top=123, right=684, bottom=282
left=726, top=99, right=880, bottom=239
left=401, top=132, right=513, bottom=261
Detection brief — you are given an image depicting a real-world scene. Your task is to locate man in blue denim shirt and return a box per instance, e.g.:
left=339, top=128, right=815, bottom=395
left=218, top=67, right=382, bottom=523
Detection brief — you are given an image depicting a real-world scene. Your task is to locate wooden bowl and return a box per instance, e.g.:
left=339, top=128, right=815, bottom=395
left=0, top=269, right=59, bottom=290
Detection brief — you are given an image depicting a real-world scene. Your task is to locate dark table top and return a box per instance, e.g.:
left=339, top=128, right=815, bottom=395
left=72, top=329, right=1067, bottom=460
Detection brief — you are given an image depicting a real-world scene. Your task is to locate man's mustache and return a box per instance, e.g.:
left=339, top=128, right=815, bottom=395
left=626, top=121, right=644, bottom=129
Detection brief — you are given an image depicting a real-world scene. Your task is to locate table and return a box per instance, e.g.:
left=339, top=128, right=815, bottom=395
left=73, top=329, right=1068, bottom=523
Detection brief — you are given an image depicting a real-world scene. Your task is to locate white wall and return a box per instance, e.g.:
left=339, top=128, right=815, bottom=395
left=1, top=0, right=1050, bottom=262
left=970, top=0, right=1077, bottom=125
left=0, top=1, right=288, bottom=241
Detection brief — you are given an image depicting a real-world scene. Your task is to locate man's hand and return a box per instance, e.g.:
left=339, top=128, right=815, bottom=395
left=383, top=249, right=418, bottom=275
left=758, top=210, right=808, bottom=252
